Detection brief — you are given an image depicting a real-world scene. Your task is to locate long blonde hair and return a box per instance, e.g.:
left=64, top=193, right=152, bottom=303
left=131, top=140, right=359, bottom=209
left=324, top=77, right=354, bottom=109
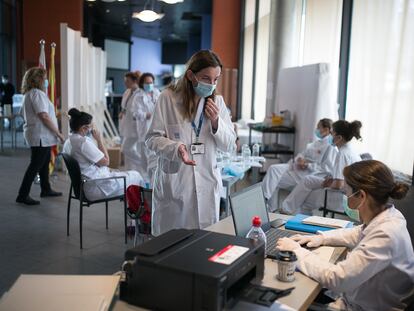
left=169, top=50, right=222, bottom=120
left=21, top=67, right=46, bottom=94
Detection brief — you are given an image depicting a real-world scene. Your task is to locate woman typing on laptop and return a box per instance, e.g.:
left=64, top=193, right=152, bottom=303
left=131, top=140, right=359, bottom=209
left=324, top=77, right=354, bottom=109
left=276, top=160, right=414, bottom=311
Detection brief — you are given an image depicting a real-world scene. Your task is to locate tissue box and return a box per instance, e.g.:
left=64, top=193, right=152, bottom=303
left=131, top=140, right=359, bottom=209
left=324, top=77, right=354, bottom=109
left=107, top=146, right=121, bottom=169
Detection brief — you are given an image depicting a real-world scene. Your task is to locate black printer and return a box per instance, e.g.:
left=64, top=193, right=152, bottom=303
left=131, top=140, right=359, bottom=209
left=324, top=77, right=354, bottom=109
left=119, top=229, right=265, bottom=311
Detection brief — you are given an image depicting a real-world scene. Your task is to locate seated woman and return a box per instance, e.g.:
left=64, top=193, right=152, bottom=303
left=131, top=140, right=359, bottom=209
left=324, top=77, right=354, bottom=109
left=262, top=118, right=337, bottom=211
left=63, top=108, right=143, bottom=201
left=276, top=160, right=414, bottom=311
left=281, top=120, right=362, bottom=215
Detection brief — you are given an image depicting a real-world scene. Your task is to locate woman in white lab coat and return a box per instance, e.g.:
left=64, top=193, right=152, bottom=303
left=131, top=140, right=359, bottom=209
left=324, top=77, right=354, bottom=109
left=281, top=120, right=362, bottom=215
left=119, top=72, right=141, bottom=171
left=277, top=160, right=414, bottom=311
left=262, top=118, right=337, bottom=211
left=134, top=72, right=160, bottom=182
left=63, top=108, right=143, bottom=201
left=146, top=50, right=236, bottom=236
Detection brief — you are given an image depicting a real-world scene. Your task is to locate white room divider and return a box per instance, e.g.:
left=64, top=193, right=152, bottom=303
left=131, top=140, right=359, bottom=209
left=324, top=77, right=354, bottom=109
left=60, top=23, right=119, bottom=143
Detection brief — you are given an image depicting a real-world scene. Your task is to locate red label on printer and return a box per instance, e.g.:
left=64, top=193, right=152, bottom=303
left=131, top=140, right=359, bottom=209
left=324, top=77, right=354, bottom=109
left=208, top=245, right=249, bottom=265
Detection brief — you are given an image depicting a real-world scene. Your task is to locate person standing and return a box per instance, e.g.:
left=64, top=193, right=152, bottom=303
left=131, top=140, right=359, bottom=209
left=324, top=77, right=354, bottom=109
left=146, top=50, right=236, bottom=236
left=0, top=74, right=15, bottom=115
left=135, top=72, right=160, bottom=181
left=16, top=67, right=64, bottom=205
left=119, top=72, right=141, bottom=171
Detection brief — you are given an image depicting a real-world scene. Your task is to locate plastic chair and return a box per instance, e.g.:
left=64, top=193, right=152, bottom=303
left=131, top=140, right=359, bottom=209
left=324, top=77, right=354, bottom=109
left=60, top=153, right=127, bottom=249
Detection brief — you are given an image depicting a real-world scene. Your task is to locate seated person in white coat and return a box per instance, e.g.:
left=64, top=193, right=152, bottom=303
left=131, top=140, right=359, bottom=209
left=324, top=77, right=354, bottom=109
left=277, top=160, right=414, bottom=311
left=146, top=50, right=236, bottom=236
left=281, top=120, right=363, bottom=215
left=262, top=118, right=337, bottom=211
left=119, top=72, right=141, bottom=171
left=63, top=108, right=143, bottom=201
left=135, top=72, right=160, bottom=182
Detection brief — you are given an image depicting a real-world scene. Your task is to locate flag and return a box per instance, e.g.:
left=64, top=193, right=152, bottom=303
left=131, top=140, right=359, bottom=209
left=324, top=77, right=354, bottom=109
left=48, top=42, right=58, bottom=174
left=39, top=39, right=48, bottom=96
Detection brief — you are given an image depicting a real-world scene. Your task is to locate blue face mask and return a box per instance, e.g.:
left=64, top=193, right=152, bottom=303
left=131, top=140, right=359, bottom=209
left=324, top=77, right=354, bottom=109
left=143, top=83, right=154, bottom=93
left=44, top=79, right=49, bottom=89
left=315, top=129, right=323, bottom=139
left=328, top=135, right=335, bottom=146
left=193, top=75, right=216, bottom=98
left=343, top=192, right=361, bottom=222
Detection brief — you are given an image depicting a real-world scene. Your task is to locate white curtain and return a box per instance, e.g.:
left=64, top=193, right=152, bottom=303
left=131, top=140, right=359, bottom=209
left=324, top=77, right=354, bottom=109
left=345, top=0, right=414, bottom=175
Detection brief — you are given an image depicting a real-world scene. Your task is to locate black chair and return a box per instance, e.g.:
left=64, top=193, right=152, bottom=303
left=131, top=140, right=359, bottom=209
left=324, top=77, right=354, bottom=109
left=60, top=153, right=127, bottom=249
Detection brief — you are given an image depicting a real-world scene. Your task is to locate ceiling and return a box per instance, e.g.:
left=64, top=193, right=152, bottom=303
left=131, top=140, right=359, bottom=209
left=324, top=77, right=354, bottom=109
left=84, top=0, right=212, bottom=45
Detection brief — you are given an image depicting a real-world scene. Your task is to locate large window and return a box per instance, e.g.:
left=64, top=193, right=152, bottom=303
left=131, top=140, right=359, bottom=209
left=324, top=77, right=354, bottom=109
left=345, top=0, right=414, bottom=174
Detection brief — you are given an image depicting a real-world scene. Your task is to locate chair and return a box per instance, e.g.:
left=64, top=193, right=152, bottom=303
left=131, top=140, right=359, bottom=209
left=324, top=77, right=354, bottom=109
left=60, top=153, right=127, bottom=249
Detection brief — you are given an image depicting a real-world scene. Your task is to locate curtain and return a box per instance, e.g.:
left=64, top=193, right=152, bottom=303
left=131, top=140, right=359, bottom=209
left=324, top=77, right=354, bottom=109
left=345, top=0, right=414, bottom=175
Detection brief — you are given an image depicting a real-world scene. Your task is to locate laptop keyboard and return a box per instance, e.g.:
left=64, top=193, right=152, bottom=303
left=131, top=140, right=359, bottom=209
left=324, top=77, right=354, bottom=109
left=266, top=228, right=296, bottom=258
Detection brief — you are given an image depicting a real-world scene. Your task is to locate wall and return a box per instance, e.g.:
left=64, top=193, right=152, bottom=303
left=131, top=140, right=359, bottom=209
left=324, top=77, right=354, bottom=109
left=130, top=37, right=172, bottom=78
left=21, top=0, right=83, bottom=94
left=211, top=0, right=241, bottom=68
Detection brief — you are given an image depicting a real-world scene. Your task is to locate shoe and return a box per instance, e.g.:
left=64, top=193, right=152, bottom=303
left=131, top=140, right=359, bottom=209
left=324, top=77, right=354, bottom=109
left=40, top=190, right=63, bottom=197
left=16, top=195, right=40, bottom=205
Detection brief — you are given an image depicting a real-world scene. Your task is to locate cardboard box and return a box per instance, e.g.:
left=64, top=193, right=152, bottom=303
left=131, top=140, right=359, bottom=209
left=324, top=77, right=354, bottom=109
left=107, top=146, right=121, bottom=169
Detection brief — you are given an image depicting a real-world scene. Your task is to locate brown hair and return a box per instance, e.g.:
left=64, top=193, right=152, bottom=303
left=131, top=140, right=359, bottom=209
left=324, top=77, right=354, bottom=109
left=139, top=72, right=155, bottom=89
left=124, top=71, right=140, bottom=82
left=318, top=118, right=333, bottom=130
left=21, top=67, right=46, bottom=94
left=343, top=160, right=409, bottom=206
left=332, top=120, right=362, bottom=142
left=169, top=50, right=223, bottom=120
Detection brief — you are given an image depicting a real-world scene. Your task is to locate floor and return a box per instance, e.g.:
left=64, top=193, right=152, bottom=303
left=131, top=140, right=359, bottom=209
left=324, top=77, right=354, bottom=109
left=0, top=132, right=132, bottom=296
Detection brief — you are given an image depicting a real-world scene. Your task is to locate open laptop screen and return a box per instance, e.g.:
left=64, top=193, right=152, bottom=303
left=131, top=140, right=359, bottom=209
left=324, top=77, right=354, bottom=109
left=230, top=183, right=270, bottom=237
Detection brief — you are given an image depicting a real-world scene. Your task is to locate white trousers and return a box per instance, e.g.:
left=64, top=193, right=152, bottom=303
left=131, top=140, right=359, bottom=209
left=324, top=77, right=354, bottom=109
left=122, top=137, right=140, bottom=171
left=84, top=170, right=142, bottom=201
left=281, top=175, right=325, bottom=215
left=262, top=164, right=299, bottom=211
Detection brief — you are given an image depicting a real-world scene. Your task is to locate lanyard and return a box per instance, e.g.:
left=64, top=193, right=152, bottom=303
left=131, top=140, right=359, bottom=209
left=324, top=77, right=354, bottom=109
left=191, top=112, right=204, bottom=142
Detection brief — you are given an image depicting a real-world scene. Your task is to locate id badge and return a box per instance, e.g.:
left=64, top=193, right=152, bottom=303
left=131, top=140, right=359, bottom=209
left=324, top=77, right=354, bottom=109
left=190, top=143, right=205, bottom=155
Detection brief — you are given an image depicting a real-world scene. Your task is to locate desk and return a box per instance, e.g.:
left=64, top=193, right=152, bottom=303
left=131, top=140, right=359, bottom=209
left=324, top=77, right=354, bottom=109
left=114, top=213, right=345, bottom=311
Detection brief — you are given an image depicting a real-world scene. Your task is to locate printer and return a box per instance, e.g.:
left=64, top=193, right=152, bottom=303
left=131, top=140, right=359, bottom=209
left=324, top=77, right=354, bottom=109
left=120, top=229, right=265, bottom=311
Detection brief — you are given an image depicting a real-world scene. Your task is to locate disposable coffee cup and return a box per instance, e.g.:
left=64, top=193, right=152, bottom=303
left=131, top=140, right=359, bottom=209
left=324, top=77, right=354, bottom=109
left=276, top=251, right=297, bottom=282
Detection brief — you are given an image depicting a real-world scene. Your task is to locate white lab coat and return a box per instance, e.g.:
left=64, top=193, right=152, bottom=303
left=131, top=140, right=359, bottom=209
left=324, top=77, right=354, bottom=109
left=293, top=206, right=414, bottom=311
left=262, top=136, right=337, bottom=210
left=131, top=88, right=160, bottom=181
left=146, top=89, right=236, bottom=236
left=120, top=88, right=141, bottom=171
left=63, top=134, right=143, bottom=201
left=281, top=142, right=361, bottom=215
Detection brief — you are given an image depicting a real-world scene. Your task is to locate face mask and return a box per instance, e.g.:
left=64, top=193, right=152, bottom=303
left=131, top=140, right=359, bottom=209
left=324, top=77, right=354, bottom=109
left=143, top=83, right=154, bottom=93
left=44, top=79, right=49, bottom=89
left=343, top=192, right=361, bottom=222
left=315, top=129, right=323, bottom=139
left=328, top=135, right=335, bottom=146
left=193, top=74, right=216, bottom=98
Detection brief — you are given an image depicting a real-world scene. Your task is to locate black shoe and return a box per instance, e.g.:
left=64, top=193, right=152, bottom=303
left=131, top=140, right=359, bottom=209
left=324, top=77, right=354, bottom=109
left=40, top=190, right=62, bottom=197
left=16, top=195, right=40, bottom=205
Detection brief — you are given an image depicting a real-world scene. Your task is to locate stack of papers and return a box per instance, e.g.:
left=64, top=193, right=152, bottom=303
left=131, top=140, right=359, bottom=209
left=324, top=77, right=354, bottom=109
left=302, top=216, right=351, bottom=229
left=285, top=214, right=353, bottom=233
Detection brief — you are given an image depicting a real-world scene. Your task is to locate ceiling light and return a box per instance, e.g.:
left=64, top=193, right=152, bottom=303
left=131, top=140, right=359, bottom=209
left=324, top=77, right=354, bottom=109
left=159, top=0, right=183, bottom=3
left=132, top=10, right=163, bottom=22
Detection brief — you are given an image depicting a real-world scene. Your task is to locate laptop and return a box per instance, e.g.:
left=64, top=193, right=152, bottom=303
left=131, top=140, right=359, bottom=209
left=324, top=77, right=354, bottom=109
left=229, top=183, right=298, bottom=258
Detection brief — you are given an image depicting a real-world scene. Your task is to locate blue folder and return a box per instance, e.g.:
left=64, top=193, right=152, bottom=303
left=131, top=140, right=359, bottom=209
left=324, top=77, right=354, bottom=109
left=285, top=214, right=353, bottom=233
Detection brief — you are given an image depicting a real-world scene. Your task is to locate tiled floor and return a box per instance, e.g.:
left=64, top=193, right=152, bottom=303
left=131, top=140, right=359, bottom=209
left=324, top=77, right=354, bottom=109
left=0, top=133, right=132, bottom=295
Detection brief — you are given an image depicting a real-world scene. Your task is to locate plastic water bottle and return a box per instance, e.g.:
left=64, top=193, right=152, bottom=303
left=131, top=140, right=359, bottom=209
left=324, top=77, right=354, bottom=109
left=252, top=143, right=260, bottom=157
left=242, top=144, right=251, bottom=168
left=246, top=216, right=267, bottom=257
